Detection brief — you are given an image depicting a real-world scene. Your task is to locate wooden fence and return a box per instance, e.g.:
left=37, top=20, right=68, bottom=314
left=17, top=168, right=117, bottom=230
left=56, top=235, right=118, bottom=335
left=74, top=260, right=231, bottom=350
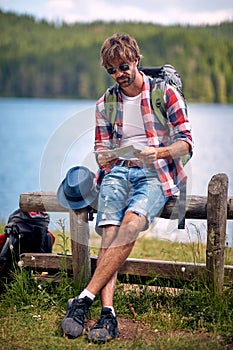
left=20, top=173, right=233, bottom=294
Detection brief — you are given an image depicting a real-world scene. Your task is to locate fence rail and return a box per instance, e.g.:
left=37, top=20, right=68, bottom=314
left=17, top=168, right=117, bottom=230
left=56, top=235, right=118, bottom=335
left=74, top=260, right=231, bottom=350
left=20, top=173, right=233, bottom=294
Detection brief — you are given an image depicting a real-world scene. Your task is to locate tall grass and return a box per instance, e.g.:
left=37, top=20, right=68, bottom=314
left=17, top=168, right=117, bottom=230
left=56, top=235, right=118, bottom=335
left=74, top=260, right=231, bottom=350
left=1, top=265, right=232, bottom=349
left=0, top=222, right=233, bottom=349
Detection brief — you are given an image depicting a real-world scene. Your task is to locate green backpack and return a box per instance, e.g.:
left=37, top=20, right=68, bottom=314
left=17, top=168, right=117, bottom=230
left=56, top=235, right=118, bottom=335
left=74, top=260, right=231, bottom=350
left=141, top=64, right=191, bottom=167
left=105, top=64, right=191, bottom=229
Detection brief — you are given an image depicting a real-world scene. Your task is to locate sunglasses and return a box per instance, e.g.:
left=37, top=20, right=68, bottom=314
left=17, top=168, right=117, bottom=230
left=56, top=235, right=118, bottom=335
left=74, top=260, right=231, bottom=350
left=106, top=63, right=130, bottom=75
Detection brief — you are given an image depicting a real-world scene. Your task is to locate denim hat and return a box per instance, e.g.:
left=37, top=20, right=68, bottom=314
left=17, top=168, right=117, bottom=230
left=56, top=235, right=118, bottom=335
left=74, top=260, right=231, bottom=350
left=57, top=166, right=98, bottom=209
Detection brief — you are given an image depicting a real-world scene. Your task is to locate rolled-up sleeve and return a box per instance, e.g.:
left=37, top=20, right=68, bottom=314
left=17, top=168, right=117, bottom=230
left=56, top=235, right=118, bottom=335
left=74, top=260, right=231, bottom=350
left=165, top=85, right=193, bottom=152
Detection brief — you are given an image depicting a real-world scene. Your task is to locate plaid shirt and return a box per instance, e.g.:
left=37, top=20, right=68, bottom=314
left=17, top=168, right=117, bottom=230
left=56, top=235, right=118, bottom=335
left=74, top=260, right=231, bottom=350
left=95, top=73, right=193, bottom=197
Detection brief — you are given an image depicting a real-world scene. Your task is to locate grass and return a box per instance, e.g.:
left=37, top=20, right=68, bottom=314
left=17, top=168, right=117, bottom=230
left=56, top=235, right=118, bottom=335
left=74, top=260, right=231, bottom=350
left=0, top=267, right=232, bottom=349
left=0, top=222, right=233, bottom=349
left=53, top=224, right=233, bottom=265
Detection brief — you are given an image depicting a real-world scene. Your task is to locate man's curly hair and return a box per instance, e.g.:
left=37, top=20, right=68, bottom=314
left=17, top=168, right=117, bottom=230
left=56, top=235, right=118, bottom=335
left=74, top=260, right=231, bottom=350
left=101, top=33, right=142, bottom=68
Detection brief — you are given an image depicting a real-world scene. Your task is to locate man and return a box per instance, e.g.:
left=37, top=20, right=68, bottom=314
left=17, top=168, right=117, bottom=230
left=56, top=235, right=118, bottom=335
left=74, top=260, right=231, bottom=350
left=61, top=33, right=193, bottom=343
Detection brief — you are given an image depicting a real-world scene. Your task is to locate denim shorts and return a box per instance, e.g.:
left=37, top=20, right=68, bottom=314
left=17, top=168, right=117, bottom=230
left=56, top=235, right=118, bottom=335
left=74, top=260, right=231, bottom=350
left=96, top=165, right=168, bottom=232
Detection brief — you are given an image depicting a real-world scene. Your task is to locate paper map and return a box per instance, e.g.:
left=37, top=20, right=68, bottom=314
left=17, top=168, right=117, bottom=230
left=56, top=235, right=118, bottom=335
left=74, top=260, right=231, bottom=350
left=93, top=145, right=144, bottom=160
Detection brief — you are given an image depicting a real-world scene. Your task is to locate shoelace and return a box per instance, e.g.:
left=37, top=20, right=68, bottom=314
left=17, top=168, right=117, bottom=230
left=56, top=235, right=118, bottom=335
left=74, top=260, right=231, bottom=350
left=93, top=313, right=115, bottom=329
left=67, top=299, right=88, bottom=325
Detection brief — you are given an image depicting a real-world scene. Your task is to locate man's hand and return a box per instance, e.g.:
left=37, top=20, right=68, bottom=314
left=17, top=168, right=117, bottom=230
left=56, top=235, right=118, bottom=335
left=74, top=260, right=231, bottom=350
left=97, top=153, right=117, bottom=168
left=135, top=146, right=158, bottom=164
left=135, top=141, right=190, bottom=164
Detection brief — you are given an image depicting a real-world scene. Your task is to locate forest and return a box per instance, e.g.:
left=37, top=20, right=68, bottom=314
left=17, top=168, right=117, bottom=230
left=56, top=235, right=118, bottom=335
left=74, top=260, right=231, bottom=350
left=0, top=10, right=232, bottom=103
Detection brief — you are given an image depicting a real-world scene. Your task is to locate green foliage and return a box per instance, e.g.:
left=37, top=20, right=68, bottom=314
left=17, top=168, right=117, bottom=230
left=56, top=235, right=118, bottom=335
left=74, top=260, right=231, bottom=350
left=114, top=283, right=233, bottom=334
left=55, top=218, right=70, bottom=255
left=1, top=220, right=233, bottom=347
left=0, top=10, right=233, bottom=102
left=1, top=272, right=232, bottom=348
left=0, top=237, right=232, bottom=348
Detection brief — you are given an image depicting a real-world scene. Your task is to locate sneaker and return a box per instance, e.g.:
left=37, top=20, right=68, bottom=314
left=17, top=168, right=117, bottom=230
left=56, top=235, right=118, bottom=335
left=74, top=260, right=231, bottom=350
left=87, top=307, right=120, bottom=343
left=61, top=296, right=93, bottom=339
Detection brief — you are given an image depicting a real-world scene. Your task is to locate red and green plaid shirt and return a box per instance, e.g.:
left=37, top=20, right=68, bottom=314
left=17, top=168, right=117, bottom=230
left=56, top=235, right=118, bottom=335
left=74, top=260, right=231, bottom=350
left=94, top=73, right=193, bottom=197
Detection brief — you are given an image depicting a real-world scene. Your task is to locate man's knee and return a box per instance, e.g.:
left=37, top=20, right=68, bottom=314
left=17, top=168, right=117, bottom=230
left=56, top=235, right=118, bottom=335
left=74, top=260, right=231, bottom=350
left=123, top=211, right=147, bottom=229
left=101, top=225, right=119, bottom=248
left=119, top=211, right=147, bottom=242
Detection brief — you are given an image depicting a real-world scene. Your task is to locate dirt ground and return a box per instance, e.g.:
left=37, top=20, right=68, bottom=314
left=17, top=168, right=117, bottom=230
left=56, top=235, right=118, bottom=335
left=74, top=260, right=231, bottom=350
left=86, top=317, right=233, bottom=348
left=84, top=286, right=233, bottom=348
left=86, top=317, right=155, bottom=343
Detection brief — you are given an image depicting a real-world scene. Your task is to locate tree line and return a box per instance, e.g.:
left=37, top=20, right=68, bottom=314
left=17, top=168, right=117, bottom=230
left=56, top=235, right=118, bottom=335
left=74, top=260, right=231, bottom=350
left=0, top=10, right=232, bottom=103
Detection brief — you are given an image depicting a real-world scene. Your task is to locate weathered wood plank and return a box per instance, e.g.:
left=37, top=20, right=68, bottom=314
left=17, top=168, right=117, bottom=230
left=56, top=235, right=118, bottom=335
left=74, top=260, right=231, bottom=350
left=19, top=191, right=233, bottom=219
left=20, top=253, right=73, bottom=271
left=20, top=191, right=67, bottom=212
left=20, top=253, right=233, bottom=285
left=206, top=173, right=228, bottom=294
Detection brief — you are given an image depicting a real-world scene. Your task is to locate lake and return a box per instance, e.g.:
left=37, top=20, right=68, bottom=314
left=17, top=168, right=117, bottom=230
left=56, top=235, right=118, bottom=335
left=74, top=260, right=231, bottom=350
left=0, top=98, right=232, bottom=245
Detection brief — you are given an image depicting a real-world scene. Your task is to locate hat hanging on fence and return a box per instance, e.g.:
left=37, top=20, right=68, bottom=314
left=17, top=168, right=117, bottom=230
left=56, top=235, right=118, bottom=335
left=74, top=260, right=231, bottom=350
left=57, top=166, right=98, bottom=210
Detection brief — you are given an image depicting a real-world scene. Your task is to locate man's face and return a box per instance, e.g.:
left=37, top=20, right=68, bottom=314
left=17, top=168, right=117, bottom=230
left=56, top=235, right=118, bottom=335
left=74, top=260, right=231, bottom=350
left=106, top=61, right=138, bottom=89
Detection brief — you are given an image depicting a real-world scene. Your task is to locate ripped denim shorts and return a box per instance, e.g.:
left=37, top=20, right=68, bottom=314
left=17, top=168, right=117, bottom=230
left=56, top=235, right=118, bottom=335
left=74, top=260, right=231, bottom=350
left=96, top=165, right=168, bottom=232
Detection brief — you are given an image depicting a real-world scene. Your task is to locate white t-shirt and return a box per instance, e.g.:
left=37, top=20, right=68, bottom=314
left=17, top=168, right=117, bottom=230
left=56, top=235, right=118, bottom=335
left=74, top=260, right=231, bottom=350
left=121, top=92, right=148, bottom=153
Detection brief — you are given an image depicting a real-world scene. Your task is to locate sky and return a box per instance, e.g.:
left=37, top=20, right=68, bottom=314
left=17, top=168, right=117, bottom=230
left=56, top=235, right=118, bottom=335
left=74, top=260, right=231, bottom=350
left=0, top=0, right=232, bottom=25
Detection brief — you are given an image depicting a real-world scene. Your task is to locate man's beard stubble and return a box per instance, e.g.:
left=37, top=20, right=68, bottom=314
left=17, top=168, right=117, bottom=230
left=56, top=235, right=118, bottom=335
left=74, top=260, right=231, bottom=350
left=117, top=69, right=136, bottom=88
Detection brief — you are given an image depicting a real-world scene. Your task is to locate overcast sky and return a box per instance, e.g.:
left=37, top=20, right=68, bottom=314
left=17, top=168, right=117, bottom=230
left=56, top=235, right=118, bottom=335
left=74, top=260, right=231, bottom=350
left=0, top=0, right=232, bottom=25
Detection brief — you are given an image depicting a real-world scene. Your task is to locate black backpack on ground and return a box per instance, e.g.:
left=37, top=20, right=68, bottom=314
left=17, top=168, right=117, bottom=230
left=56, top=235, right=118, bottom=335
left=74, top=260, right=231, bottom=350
left=0, top=209, right=53, bottom=274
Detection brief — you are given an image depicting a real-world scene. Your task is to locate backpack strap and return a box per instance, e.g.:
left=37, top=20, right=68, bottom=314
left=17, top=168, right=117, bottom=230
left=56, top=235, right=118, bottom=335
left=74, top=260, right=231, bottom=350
left=177, top=181, right=187, bottom=229
left=105, top=84, right=118, bottom=129
left=150, top=78, right=168, bottom=128
left=150, top=78, right=188, bottom=229
left=150, top=78, right=191, bottom=165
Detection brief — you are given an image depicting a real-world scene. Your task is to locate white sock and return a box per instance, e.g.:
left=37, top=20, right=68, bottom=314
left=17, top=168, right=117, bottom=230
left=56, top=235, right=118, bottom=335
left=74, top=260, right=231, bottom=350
left=78, top=288, right=95, bottom=301
left=103, top=306, right=116, bottom=317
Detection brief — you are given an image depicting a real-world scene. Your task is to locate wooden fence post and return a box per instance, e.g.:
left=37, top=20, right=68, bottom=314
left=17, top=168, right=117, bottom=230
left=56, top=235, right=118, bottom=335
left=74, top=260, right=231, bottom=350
left=69, top=208, right=91, bottom=286
left=206, top=173, right=228, bottom=294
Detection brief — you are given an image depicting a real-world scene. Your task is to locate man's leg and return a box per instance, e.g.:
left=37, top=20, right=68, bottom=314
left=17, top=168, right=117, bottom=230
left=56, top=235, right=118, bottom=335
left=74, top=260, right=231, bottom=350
left=86, top=211, right=146, bottom=343
left=86, top=211, right=146, bottom=295
left=61, top=226, right=118, bottom=339
left=62, top=211, right=146, bottom=340
left=97, top=225, right=119, bottom=307
left=86, top=226, right=118, bottom=343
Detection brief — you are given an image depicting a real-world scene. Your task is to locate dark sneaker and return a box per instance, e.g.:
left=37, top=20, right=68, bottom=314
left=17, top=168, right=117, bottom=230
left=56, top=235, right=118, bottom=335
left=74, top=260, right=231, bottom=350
left=61, top=296, right=93, bottom=339
left=87, top=307, right=120, bottom=343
